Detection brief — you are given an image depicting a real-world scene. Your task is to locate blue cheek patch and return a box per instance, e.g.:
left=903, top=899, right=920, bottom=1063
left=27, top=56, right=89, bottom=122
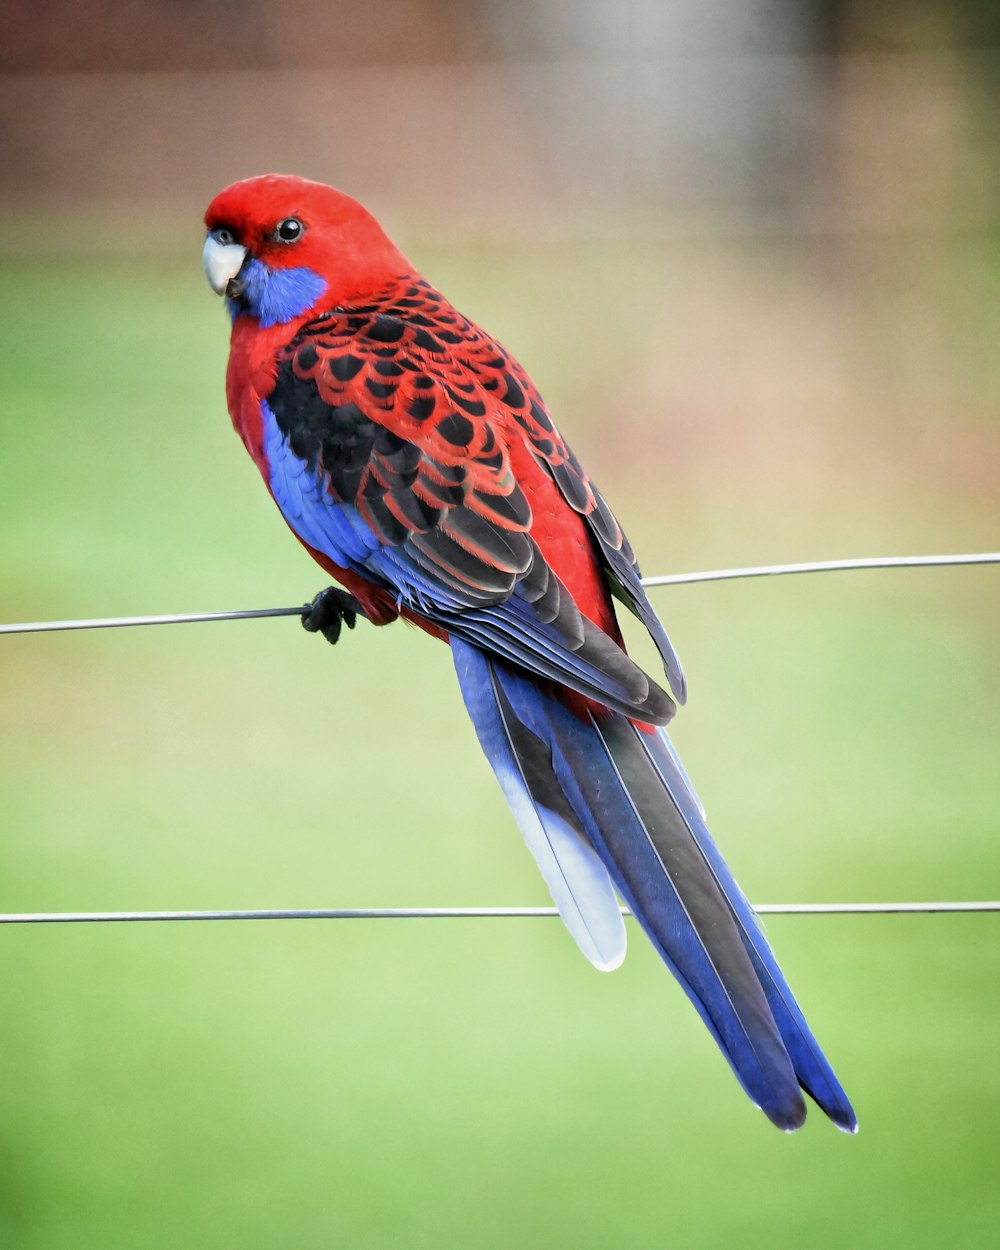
left=228, top=258, right=327, bottom=327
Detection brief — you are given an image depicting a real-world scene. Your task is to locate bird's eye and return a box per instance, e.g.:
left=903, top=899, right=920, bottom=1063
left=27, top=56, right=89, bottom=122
left=274, top=217, right=303, bottom=243
left=215, top=227, right=236, bottom=246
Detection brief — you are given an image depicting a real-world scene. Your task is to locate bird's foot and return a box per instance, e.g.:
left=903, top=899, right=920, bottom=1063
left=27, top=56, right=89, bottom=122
left=301, top=586, right=364, bottom=646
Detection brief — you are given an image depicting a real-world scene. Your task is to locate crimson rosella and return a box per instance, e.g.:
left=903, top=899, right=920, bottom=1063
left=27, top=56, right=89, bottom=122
left=203, top=174, right=856, bottom=1132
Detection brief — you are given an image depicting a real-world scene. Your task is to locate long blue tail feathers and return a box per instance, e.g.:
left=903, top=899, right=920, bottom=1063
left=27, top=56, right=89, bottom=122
left=452, top=637, right=857, bottom=1133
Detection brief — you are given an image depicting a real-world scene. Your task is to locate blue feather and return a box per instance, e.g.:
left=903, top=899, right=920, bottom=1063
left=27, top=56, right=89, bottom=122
left=453, top=639, right=626, bottom=971
left=229, top=259, right=327, bottom=328
left=638, top=725, right=858, bottom=1131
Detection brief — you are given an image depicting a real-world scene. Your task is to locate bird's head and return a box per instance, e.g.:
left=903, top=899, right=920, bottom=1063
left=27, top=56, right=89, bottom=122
left=203, top=174, right=410, bottom=327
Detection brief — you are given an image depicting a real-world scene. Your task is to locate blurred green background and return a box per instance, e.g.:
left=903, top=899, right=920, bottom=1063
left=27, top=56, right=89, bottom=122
left=2, top=3, right=1000, bottom=1247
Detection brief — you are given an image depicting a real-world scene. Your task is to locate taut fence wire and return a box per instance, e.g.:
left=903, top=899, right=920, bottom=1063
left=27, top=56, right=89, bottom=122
left=1, top=552, right=997, bottom=637
left=1, top=550, right=997, bottom=924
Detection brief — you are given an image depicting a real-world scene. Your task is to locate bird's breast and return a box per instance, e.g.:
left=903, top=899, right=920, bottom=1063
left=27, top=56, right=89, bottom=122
left=225, top=317, right=303, bottom=477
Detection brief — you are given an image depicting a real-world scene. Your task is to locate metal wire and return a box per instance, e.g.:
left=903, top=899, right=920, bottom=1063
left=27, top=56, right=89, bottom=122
left=641, top=551, right=1000, bottom=588
left=0, top=606, right=302, bottom=636
left=0, top=902, right=997, bottom=924
left=1, top=552, right=997, bottom=636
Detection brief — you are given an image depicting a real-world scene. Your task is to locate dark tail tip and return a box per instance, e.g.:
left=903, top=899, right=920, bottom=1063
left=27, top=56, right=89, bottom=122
left=756, top=1083, right=807, bottom=1132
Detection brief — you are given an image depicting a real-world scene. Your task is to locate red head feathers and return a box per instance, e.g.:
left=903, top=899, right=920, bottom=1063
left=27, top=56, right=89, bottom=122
left=203, top=174, right=411, bottom=316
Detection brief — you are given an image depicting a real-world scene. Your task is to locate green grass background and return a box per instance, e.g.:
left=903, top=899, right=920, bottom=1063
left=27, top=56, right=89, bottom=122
left=0, top=230, right=998, bottom=1247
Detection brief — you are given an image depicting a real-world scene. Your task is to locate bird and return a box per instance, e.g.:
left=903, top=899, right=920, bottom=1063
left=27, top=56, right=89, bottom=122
left=202, top=173, right=856, bottom=1132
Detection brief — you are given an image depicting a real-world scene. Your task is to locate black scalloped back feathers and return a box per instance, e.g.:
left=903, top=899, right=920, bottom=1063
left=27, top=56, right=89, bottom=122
left=264, top=277, right=683, bottom=719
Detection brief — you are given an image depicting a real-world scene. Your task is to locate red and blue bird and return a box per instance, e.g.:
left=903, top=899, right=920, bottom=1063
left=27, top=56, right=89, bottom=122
left=203, top=174, right=856, bottom=1132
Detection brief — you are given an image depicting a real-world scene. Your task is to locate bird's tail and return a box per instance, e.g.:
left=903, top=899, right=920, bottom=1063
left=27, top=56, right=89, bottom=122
left=451, top=637, right=857, bottom=1132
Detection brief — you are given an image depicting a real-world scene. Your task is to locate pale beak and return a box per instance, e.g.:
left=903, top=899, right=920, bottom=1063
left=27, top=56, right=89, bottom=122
left=203, top=235, right=248, bottom=296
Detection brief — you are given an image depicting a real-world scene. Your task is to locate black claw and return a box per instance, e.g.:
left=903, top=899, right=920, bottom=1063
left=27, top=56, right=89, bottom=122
left=301, top=587, right=364, bottom=646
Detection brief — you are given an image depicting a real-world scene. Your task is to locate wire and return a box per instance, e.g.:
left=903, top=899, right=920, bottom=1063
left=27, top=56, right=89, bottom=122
left=1, top=552, right=997, bottom=636
left=0, top=902, right=996, bottom=924
left=641, top=551, right=1000, bottom=588
left=0, top=606, right=302, bottom=636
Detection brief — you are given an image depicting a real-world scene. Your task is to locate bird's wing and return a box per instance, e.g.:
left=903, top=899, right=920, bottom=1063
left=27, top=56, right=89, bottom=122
left=478, top=339, right=685, bottom=703
left=547, top=452, right=687, bottom=704
left=261, top=279, right=676, bottom=723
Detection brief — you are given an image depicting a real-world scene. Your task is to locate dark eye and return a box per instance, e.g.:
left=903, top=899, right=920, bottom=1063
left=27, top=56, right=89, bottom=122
left=274, top=217, right=303, bottom=243
left=215, top=227, right=236, bottom=246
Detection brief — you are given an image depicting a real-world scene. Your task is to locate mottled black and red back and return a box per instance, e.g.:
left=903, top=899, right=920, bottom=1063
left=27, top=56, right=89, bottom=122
left=269, top=278, right=605, bottom=576
left=263, top=274, right=683, bottom=712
